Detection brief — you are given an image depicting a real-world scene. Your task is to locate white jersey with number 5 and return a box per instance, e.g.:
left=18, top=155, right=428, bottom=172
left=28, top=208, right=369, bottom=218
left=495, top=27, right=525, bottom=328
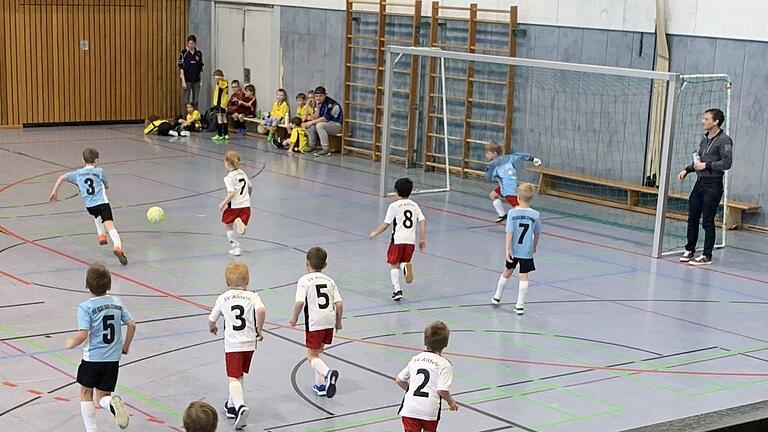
left=397, top=352, right=453, bottom=421
left=208, top=289, right=264, bottom=353
left=384, top=199, right=425, bottom=245
left=295, top=272, right=342, bottom=332
left=224, top=169, right=251, bottom=209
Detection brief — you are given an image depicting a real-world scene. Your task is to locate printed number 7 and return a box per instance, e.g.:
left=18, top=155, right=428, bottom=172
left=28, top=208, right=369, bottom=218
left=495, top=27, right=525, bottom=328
left=238, top=178, right=246, bottom=195
left=518, top=223, right=530, bottom=245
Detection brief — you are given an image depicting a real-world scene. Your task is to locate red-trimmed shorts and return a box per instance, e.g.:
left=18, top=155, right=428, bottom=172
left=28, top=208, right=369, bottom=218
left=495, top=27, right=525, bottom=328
left=387, top=243, right=415, bottom=265
left=306, top=328, right=334, bottom=349
left=493, top=187, right=519, bottom=206
left=225, top=351, right=254, bottom=378
left=222, top=206, right=251, bottom=225
left=402, top=416, right=439, bottom=432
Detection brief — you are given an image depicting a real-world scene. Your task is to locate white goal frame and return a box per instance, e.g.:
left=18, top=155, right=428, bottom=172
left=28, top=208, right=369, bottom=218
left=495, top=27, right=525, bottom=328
left=379, top=46, right=686, bottom=258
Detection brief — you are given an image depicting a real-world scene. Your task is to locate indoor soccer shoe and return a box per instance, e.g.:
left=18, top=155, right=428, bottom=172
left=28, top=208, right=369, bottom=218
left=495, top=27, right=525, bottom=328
left=496, top=214, right=507, bottom=223
left=224, top=401, right=237, bottom=419
left=514, top=305, right=525, bottom=315
left=403, top=263, right=414, bottom=284
left=689, top=255, right=712, bottom=266
left=234, top=405, right=249, bottom=430
left=113, top=248, right=128, bottom=265
left=234, top=217, right=246, bottom=235
left=229, top=247, right=242, bottom=257
left=679, top=250, right=694, bottom=262
left=392, top=290, right=403, bottom=301
left=491, top=296, right=502, bottom=305
left=212, top=134, right=223, bottom=141
left=222, top=134, right=230, bottom=140
left=180, top=130, right=191, bottom=137
left=110, top=395, right=129, bottom=429
left=312, top=384, right=327, bottom=396
left=324, top=370, right=339, bottom=399
left=98, top=234, right=108, bottom=245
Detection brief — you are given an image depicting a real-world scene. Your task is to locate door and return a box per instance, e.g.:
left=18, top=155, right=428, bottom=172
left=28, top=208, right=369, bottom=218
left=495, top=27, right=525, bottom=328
left=244, top=8, right=279, bottom=115
left=214, top=5, right=244, bottom=84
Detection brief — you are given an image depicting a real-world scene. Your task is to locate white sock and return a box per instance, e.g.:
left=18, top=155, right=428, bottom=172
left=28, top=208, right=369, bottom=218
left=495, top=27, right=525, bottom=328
left=80, top=401, right=98, bottom=432
left=390, top=269, right=401, bottom=293
left=493, top=199, right=506, bottom=217
left=94, top=218, right=105, bottom=236
left=516, top=280, right=529, bottom=307
left=314, top=370, right=324, bottom=386
left=495, top=275, right=509, bottom=300
left=108, top=229, right=121, bottom=249
left=229, top=380, right=245, bottom=408
left=227, top=230, right=238, bottom=247
left=310, top=357, right=330, bottom=379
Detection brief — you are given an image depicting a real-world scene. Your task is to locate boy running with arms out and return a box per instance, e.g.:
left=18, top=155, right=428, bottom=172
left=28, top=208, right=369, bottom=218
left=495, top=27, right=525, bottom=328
left=485, top=142, right=541, bottom=223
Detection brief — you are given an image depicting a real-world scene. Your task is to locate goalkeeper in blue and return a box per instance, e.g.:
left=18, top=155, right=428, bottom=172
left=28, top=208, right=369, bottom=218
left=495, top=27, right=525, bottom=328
left=492, top=183, right=541, bottom=315
left=485, top=142, right=541, bottom=223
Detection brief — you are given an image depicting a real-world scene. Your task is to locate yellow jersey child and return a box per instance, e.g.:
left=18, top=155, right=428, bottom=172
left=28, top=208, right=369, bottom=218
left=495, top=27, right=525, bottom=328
left=212, top=70, right=229, bottom=141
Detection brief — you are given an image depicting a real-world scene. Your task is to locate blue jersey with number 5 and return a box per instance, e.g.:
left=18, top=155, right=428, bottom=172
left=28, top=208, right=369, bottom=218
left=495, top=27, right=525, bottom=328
left=77, top=296, right=133, bottom=362
left=505, top=208, right=541, bottom=259
left=67, top=166, right=109, bottom=208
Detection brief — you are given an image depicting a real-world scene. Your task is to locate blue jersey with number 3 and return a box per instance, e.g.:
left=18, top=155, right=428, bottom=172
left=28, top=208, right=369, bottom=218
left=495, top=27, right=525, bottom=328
left=505, top=207, right=541, bottom=259
left=77, top=296, right=133, bottom=362
left=67, top=166, right=109, bottom=208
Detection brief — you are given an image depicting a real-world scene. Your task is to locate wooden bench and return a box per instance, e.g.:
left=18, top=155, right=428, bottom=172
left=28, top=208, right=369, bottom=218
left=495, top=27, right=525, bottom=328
left=529, top=166, right=760, bottom=229
left=243, top=117, right=341, bottom=153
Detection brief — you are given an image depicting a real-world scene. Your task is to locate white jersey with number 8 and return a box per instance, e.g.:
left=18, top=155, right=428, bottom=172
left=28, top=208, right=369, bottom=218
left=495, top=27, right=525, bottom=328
left=208, top=289, right=264, bottom=353
left=295, top=272, right=342, bottom=332
left=384, top=199, right=425, bottom=245
left=224, top=169, right=251, bottom=209
left=398, top=352, right=453, bottom=421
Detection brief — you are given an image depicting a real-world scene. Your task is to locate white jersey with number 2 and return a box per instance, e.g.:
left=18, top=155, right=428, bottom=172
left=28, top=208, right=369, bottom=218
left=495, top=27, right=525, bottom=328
left=295, top=272, right=342, bottom=332
left=208, top=289, right=264, bottom=353
left=224, top=169, right=251, bottom=209
left=397, top=351, right=453, bottom=421
left=384, top=199, right=425, bottom=245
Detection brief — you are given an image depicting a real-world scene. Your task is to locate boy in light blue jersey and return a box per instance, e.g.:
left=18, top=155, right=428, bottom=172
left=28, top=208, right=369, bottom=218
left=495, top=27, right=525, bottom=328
left=66, top=264, right=136, bottom=431
left=492, top=183, right=541, bottom=315
left=50, top=148, right=128, bottom=265
left=485, top=142, right=541, bottom=223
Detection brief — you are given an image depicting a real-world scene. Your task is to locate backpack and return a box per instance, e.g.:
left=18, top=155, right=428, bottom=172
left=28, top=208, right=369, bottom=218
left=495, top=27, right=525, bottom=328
left=202, top=106, right=219, bottom=132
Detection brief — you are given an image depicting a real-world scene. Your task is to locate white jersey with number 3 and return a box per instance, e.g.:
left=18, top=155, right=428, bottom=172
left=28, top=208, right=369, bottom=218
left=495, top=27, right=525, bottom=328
left=224, top=169, right=251, bottom=209
left=208, top=289, right=264, bottom=353
left=398, top=352, right=453, bottom=421
left=295, top=272, right=342, bottom=332
left=384, top=199, right=425, bottom=245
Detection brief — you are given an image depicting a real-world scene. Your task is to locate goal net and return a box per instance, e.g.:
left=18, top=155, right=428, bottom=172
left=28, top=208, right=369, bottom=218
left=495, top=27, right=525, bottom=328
left=378, top=46, right=730, bottom=257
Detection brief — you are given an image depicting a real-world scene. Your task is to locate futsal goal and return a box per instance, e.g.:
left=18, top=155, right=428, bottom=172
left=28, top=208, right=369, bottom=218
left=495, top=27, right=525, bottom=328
left=377, top=46, right=731, bottom=258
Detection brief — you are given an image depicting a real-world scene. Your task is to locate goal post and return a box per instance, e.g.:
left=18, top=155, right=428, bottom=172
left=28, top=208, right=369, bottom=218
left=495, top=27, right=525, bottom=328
left=378, top=46, right=731, bottom=258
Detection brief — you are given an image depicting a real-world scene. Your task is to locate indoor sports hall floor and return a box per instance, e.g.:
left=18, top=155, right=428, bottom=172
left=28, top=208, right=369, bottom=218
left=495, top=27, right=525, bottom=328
left=2, top=126, right=767, bottom=432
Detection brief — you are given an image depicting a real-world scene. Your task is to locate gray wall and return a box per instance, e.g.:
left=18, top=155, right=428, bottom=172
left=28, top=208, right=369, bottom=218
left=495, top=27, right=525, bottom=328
left=188, top=0, right=213, bottom=111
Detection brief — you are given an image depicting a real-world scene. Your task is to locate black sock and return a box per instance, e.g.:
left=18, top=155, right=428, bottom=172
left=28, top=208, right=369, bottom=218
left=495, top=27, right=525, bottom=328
left=222, top=122, right=228, bottom=135
left=217, top=123, right=223, bottom=136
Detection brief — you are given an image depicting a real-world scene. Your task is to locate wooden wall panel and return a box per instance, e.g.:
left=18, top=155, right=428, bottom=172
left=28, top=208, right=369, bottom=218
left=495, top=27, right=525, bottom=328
left=0, top=0, right=188, bottom=126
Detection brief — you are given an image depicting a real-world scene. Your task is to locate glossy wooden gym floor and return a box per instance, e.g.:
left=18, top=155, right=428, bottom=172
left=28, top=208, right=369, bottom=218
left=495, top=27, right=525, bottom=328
left=1, top=126, right=767, bottom=431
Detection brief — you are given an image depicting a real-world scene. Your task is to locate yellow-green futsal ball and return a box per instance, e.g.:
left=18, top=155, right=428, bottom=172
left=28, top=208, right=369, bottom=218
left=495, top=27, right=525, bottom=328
left=146, top=206, right=165, bottom=223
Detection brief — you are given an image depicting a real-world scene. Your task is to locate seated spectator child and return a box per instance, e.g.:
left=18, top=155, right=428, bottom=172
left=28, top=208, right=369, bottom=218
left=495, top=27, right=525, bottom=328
left=144, top=115, right=179, bottom=137
left=231, top=84, right=256, bottom=135
left=288, top=93, right=312, bottom=134
left=176, top=102, right=202, bottom=134
left=282, top=117, right=311, bottom=154
left=264, top=89, right=289, bottom=147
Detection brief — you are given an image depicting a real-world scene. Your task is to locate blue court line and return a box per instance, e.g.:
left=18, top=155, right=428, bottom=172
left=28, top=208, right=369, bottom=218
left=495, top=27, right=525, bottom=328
left=0, top=329, right=210, bottom=361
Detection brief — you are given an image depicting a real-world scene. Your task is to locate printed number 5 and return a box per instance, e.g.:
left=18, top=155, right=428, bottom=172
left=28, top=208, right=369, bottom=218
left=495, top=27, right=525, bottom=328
left=316, top=284, right=330, bottom=309
left=102, top=315, right=116, bottom=344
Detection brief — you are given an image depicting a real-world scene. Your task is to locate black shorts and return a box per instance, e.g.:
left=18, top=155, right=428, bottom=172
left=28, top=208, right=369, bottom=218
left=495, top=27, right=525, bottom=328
left=77, top=360, right=120, bottom=392
left=86, top=203, right=114, bottom=222
left=506, top=257, right=535, bottom=273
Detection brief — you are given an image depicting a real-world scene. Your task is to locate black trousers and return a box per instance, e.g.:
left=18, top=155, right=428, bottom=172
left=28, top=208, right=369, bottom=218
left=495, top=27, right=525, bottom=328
left=685, top=178, right=723, bottom=257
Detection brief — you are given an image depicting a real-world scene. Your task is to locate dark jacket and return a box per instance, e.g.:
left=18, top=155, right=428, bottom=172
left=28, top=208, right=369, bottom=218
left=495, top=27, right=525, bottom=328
left=685, top=129, right=733, bottom=180
left=177, top=48, right=204, bottom=83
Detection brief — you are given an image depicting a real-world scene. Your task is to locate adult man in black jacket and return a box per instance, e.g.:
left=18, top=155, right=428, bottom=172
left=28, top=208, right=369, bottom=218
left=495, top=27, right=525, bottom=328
left=677, top=108, right=733, bottom=266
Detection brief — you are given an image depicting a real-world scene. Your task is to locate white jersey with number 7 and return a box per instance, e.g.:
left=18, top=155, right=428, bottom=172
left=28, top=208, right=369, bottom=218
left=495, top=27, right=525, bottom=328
left=224, top=169, right=251, bottom=209
left=295, top=272, right=342, bottom=332
left=384, top=199, right=425, bottom=245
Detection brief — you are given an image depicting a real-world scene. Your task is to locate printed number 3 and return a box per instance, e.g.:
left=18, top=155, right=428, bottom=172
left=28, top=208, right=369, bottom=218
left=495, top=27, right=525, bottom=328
left=231, top=305, right=246, bottom=331
left=84, top=178, right=96, bottom=195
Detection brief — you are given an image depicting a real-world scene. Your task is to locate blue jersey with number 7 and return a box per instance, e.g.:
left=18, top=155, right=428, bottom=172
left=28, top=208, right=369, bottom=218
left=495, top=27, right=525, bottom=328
left=67, top=166, right=109, bottom=208
left=77, top=295, right=133, bottom=362
left=505, top=208, right=541, bottom=259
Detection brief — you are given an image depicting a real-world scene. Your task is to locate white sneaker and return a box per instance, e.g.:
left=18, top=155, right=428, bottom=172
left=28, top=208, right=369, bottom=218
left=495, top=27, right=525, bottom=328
left=168, top=130, right=179, bottom=137
left=491, top=297, right=502, bottom=305
left=229, top=247, right=242, bottom=256
left=234, top=217, right=246, bottom=235
left=689, top=255, right=712, bottom=266
left=180, top=130, right=191, bottom=137
left=679, top=250, right=694, bottom=262
left=514, top=305, right=524, bottom=315
left=110, top=395, right=129, bottom=429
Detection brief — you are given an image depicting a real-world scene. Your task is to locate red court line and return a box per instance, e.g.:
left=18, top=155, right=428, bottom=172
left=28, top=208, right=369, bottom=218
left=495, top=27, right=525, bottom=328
left=2, top=381, right=18, bottom=388
left=0, top=269, right=31, bottom=285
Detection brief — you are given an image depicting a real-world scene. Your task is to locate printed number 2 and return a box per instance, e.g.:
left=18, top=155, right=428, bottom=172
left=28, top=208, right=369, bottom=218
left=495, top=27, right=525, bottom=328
left=413, top=368, right=430, bottom=397
left=403, top=210, right=414, bottom=229
left=84, top=178, right=95, bottom=195
left=231, top=305, right=246, bottom=331
left=316, top=284, right=330, bottom=309
left=102, top=315, right=115, bottom=344
left=518, top=223, right=530, bottom=245
left=238, top=178, right=246, bottom=195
